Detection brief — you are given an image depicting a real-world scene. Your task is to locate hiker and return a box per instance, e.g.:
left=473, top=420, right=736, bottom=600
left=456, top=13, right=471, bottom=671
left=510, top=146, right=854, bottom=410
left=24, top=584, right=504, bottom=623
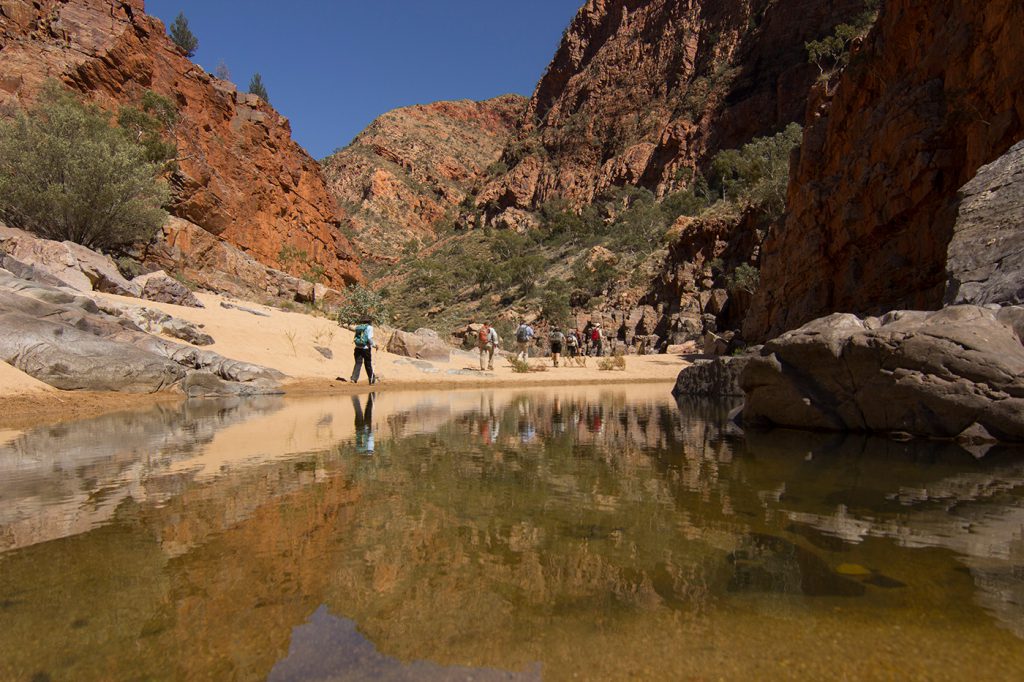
left=477, top=321, right=500, bottom=371
left=515, top=321, right=535, bottom=361
left=350, top=316, right=377, bottom=384
left=582, top=320, right=594, bottom=356
left=591, top=324, right=603, bottom=357
left=549, top=325, right=566, bottom=367
left=566, top=328, right=579, bottom=358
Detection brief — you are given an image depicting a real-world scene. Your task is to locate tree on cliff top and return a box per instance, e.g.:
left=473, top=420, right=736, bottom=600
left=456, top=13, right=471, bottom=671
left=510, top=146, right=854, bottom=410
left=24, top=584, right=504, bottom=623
left=0, top=84, right=168, bottom=251
left=169, top=12, right=199, bottom=57
left=248, top=73, right=270, bottom=103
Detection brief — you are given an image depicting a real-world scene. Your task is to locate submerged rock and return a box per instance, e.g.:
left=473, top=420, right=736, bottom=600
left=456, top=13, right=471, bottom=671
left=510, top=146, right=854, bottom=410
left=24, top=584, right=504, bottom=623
left=741, top=306, right=1024, bottom=441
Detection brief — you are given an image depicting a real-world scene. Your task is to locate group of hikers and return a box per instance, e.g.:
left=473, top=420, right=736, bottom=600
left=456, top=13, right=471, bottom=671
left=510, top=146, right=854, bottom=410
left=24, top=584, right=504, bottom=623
left=476, top=319, right=606, bottom=370
left=341, top=316, right=612, bottom=385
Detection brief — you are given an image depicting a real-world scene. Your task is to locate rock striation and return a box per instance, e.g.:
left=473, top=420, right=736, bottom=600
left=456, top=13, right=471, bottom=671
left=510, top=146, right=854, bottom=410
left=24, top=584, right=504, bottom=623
left=0, top=267, right=283, bottom=395
left=479, top=0, right=870, bottom=216
left=740, top=306, right=1024, bottom=441
left=320, top=96, right=526, bottom=262
left=944, top=140, right=1024, bottom=307
left=0, top=0, right=361, bottom=287
left=748, top=0, right=1024, bottom=340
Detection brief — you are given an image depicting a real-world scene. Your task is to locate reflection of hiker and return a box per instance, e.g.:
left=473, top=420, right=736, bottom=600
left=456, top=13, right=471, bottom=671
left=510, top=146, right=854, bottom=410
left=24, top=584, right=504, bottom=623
left=549, top=326, right=565, bottom=367
left=350, top=316, right=377, bottom=384
left=515, top=321, right=535, bottom=361
left=353, top=392, right=375, bottom=454
left=566, top=328, right=579, bottom=358
left=477, top=321, right=500, bottom=371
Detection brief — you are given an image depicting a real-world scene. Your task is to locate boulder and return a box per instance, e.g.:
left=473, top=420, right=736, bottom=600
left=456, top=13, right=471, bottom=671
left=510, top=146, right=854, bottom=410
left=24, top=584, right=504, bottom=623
left=945, top=140, right=1024, bottom=306
left=94, top=300, right=214, bottom=346
left=0, top=309, right=186, bottom=392
left=387, top=329, right=451, bottom=362
left=672, top=357, right=750, bottom=398
left=0, top=224, right=140, bottom=297
left=741, top=306, right=1024, bottom=441
left=0, top=266, right=282, bottom=394
left=133, top=270, right=205, bottom=308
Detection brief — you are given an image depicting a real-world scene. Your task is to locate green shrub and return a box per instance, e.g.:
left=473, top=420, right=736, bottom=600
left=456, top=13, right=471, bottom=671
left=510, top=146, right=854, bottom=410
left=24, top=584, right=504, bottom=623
left=726, top=263, right=760, bottom=293
left=510, top=358, right=532, bottom=373
left=0, top=83, right=168, bottom=251
left=708, top=123, right=802, bottom=217
left=336, top=285, right=391, bottom=325
left=117, top=90, right=178, bottom=168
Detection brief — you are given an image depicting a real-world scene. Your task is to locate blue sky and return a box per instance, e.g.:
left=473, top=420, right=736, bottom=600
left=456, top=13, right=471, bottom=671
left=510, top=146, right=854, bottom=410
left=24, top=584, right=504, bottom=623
left=146, top=1, right=583, bottom=159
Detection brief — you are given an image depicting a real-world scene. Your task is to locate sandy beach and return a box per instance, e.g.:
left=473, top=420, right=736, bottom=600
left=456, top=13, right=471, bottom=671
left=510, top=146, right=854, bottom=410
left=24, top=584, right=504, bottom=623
left=0, top=290, right=686, bottom=427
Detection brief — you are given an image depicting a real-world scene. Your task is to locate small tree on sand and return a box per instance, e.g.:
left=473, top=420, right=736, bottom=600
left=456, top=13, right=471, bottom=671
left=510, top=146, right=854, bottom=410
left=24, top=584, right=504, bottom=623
left=0, top=83, right=168, bottom=251
left=169, top=12, right=199, bottom=58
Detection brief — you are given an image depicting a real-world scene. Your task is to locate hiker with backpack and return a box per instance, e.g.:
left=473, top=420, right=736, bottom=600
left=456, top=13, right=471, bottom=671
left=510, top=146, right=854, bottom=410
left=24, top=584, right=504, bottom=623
left=477, top=321, right=500, bottom=371
left=591, top=324, right=603, bottom=357
left=549, top=325, right=566, bottom=367
left=566, top=328, right=579, bottom=359
left=349, top=316, right=377, bottom=384
left=515, top=321, right=535, bottom=362
left=582, top=320, right=594, bottom=356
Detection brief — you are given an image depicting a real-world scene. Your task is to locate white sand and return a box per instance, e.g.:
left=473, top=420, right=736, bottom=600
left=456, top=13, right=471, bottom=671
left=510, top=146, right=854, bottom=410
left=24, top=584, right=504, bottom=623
left=88, top=291, right=688, bottom=389
left=0, top=360, right=54, bottom=395
left=0, top=289, right=686, bottom=409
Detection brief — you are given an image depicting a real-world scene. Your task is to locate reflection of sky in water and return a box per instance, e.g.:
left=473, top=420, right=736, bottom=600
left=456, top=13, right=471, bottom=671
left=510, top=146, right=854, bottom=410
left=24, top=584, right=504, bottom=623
left=269, top=606, right=540, bottom=682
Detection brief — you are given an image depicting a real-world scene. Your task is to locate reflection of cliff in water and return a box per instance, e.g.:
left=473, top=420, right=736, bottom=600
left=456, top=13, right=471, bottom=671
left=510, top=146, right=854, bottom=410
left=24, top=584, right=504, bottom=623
left=1, top=388, right=1023, bottom=679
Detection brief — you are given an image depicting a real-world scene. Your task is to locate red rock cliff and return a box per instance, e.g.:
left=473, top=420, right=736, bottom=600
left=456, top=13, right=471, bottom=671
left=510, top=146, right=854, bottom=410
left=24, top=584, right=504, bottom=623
left=747, top=0, right=1024, bottom=340
left=320, top=95, right=526, bottom=263
left=0, top=0, right=361, bottom=286
left=479, top=0, right=869, bottom=214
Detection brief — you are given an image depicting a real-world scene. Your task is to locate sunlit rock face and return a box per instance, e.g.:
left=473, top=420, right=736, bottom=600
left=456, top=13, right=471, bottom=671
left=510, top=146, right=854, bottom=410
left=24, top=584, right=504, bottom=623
left=748, top=0, right=1024, bottom=340
left=478, top=0, right=869, bottom=216
left=0, top=0, right=361, bottom=287
left=321, top=95, right=527, bottom=262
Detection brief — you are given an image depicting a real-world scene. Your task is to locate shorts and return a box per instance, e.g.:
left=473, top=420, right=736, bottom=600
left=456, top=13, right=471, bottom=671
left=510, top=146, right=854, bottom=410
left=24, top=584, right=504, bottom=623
left=551, top=342, right=563, bottom=354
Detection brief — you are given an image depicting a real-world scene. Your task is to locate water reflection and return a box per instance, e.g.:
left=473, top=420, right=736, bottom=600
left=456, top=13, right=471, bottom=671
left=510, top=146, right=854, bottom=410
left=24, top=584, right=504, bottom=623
left=0, top=386, right=1022, bottom=679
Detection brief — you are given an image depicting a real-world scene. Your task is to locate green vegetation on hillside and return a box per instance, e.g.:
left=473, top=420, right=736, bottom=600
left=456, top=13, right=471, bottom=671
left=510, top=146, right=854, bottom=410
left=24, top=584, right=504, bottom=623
left=0, top=83, right=170, bottom=251
left=378, top=124, right=803, bottom=333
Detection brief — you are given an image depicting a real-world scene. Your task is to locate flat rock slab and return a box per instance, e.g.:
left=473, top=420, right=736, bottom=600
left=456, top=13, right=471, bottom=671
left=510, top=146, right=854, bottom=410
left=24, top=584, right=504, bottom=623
left=741, top=305, right=1024, bottom=441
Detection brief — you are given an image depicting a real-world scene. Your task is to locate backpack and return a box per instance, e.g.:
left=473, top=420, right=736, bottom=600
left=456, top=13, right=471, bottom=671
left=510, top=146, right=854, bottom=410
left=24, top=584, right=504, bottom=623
left=478, top=326, right=491, bottom=346
left=354, top=324, right=370, bottom=348
left=551, top=331, right=565, bottom=345
left=591, top=328, right=601, bottom=342
left=516, top=325, right=530, bottom=343
left=567, top=333, right=578, bottom=347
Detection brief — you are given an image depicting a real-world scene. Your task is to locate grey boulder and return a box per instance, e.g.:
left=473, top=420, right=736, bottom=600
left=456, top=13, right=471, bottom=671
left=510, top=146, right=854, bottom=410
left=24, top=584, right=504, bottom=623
left=945, top=140, right=1024, bottom=306
left=741, top=306, right=1024, bottom=441
left=387, top=329, right=451, bottom=362
left=672, top=356, right=749, bottom=398
left=132, top=270, right=204, bottom=308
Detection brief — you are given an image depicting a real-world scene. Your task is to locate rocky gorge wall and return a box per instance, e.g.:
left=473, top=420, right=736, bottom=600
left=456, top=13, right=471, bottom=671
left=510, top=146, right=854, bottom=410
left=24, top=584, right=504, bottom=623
left=478, top=0, right=871, bottom=218
left=747, top=0, right=1024, bottom=340
left=0, top=0, right=361, bottom=287
left=320, top=95, right=526, bottom=265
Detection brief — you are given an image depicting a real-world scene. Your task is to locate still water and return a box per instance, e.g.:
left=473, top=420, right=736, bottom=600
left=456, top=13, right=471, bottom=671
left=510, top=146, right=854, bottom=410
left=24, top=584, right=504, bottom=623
left=1, top=385, right=1023, bottom=680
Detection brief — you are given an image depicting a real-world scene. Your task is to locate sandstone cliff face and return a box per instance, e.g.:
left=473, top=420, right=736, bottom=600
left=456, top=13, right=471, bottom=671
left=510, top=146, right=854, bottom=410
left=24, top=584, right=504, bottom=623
left=479, top=0, right=869, bottom=215
left=0, top=0, right=361, bottom=287
left=747, top=0, right=1024, bottom=340
left=320, top=96, right=526, bottom=263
